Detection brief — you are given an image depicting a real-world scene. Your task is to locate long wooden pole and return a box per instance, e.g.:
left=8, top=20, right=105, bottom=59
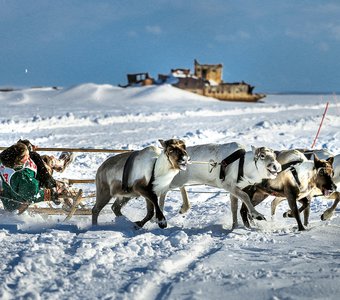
left=68, top=179, right=95, bottom=184
left=0, top=146, right=133, bottom=153
left=27, top=207, right=92, bottom=215
left=311, top=101, right=329, bottom=149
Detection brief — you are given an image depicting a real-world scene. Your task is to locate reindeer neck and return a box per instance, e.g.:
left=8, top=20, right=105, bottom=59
left=154, top=153, right=175, bottom=175
left=307, top=168, right=319, bottom=193
left=241, top=151, right=263, bottom=184
left=152, top=152, right=179, bottom=196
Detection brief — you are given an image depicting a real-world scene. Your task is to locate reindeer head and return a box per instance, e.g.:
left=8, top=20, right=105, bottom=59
left=159, top=139, right=190, bottom=171
left=252, top=146, right=282, bottom=179
left=314, top=154, right=337, bottom=196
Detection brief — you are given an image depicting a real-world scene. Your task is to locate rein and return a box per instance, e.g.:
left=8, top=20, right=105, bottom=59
left=147, top=161, right=157, bottom=190
left=281, top=160, right=304, bottom=171
left=290, top=166, right=301, bottom=186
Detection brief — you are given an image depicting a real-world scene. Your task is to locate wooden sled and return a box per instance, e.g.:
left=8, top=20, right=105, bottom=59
left=24, top=188, right=92, bottom=221
left=27, top=206, right=92, bottom=216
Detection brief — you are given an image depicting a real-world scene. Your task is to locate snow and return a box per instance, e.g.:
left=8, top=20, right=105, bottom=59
left=0, top=83, right=339, bottom=300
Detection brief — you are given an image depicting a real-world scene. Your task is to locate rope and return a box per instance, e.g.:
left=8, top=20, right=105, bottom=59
left=311, top=101, right=329, bottom=149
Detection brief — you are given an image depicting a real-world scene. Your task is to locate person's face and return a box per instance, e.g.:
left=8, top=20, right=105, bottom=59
left=19, top=150, right=30, bottom=165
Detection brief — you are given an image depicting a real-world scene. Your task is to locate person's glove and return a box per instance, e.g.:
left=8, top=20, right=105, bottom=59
left=55, top=180, right=70, bottom=196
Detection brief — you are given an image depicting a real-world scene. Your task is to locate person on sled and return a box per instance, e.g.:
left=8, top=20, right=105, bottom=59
left=17, top=139, right=74, bottom=187
left=0, top=141, right=76, bottom=213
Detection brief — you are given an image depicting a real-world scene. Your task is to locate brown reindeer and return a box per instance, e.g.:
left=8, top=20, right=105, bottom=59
left=233, top=154, right=336, bottom=231
left=93, top=139, right=190, bottom=228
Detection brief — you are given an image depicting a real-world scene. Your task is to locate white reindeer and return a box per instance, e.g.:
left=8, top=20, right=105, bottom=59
left=93, top=139, right=190, bottom=228
left=159, top=142, right=282, bottom=222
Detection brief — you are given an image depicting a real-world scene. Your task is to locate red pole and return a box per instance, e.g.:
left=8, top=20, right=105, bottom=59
left=311, top=101, right=329, bottom=149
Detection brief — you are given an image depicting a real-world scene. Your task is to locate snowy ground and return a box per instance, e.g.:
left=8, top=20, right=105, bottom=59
left=0, top=84, right=339, bottom=300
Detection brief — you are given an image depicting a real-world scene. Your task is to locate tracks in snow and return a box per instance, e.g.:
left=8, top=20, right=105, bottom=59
left=119, top=233, right=223, bottom=300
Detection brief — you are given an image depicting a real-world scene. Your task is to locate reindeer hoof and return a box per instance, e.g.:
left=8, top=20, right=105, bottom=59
left=134, top=221, right=144, bottom=228
left=253, top=214, right=266, bottom=221
left=243, top=220, right=251, bottom=228
left=231, top=222, right=238, bottom=230
left=283, top=210, right=293, bottom=218
left=179, top=205, right=190, bottom=214
left=250, top=211, right=266, bottom=221
left=321, top=210, right=333, bottom=221
left=179, top=208, right=187, bottom=214
left=158, top=219, right=167, bottom=229
left=298, top=226, right=306, bottom=231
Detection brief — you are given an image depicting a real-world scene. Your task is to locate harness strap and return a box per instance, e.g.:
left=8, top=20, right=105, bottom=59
left=281, top=160, right=304, bottom=171
left=147, top=161, right=157, bottom=190
left=290, top=167, right=301, bottom=186
left=122, top=151, right=140, bottom=192
left=219, top=148, right=246, bottom=183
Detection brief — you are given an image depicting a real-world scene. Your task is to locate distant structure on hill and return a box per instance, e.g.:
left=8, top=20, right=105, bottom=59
left=119, top=59, right=265, bottom=102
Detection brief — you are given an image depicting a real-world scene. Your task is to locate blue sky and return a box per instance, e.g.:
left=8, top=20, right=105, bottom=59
left=1, top=0, right=340, bottom=93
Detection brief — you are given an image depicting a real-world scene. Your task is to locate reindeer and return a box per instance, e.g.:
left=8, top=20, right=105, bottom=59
left=271, top=151, right=340, bottom=224
left=298, top=150, right=340, bottom=221
left=231, top=149, right=308, bottom=228
left=92, top=139, right=190, bottom=228
left=159, top=142, right=282, bottom=223
left=232, top=151, right=337, bottom=231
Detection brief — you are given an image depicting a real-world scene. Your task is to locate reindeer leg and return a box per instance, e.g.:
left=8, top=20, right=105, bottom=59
left=283, top=197, right=309, bottom=220
left=302, top=199, right=310, bottom=227
left=111, top=197, right=130, bottom=216
left=321, top=192, right=340, bottom=220
left=135, top=200, right=154, bottom=228
left=230, top=187, right=266, bottom=221
left=230, top=195, right=239, bottom=229
left=159, top=193, right=166, bottom=212
left=271, top=197, right=285, bottom=218
left=240, top=189, right=268, bottom=228
left=285, top=184, right=304, bottom=231
left=179, top=186, right=190, bottom=214
left=240, top=203, right=252, bottom=228
left=92, top=183, right=111, bottom=225
left=135, top=186, right=167, bottom=229
left=283, top=197, right=311, bottom=226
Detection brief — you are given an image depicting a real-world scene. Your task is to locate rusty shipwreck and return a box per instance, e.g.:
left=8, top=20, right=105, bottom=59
left=120, top=59, right=265, bottom=102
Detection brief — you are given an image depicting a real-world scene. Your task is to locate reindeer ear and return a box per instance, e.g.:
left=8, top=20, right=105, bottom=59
left=251, top=145, right=256, bottom=154
left=158, top=139, right=166, bottom=148
left=313, top=153, right=321, bottom=168
left=327, top=156, right=334, bottom=166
